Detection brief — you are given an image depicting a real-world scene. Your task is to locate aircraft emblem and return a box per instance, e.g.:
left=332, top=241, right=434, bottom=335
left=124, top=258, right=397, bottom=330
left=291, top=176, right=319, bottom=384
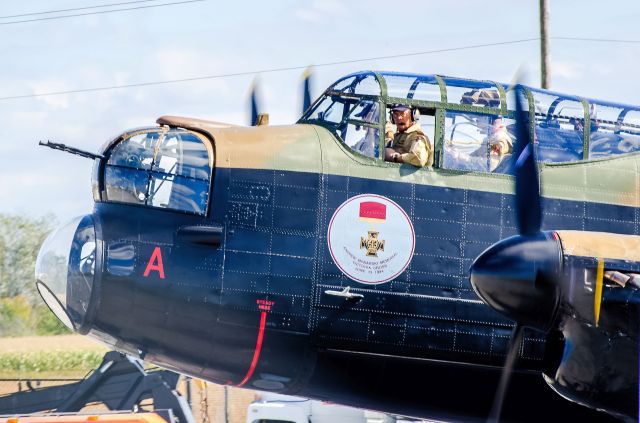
left=327, top=194, right=415, bottom=285
left=360, top=231, right=385, bottom=257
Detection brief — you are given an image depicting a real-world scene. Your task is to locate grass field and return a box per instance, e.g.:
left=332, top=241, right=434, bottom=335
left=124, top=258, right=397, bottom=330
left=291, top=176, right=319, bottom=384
left=0, top=334, right=108, bottom=378
left=0, top=335, right=257, bottom=423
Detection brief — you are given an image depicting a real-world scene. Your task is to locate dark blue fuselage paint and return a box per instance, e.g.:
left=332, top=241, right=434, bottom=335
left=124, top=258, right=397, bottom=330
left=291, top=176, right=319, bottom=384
left=87, top=167, right=628, bottom=422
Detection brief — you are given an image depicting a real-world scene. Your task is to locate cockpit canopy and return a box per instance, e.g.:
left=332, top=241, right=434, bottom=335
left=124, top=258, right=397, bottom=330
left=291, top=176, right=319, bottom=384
left=97, top=127, right=214, bottom=215
left=300, top=71, right=640, bottom=170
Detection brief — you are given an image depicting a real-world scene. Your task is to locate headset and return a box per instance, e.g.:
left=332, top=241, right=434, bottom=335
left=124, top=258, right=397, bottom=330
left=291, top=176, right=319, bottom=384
left=388, top=105, right=420, bottom=124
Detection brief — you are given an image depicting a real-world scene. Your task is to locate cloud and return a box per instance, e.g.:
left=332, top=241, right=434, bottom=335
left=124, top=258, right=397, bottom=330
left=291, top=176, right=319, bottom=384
left=552, top=61, right=583, bottom=79
left=295, top=0, right=348, bottom=23
left=590, top=63, right=613, bottom=76
left=28, top=80, right=71, bottom=109
left=139, top=47, right=235, bottom=104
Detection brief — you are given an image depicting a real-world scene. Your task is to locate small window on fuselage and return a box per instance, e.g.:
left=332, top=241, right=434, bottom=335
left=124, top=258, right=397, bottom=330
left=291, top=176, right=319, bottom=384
left=103, top=128, right=212, bottom=215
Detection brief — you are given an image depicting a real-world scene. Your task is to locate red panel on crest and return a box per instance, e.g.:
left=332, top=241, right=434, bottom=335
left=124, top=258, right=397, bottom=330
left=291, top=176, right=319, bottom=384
left=359, top=201, right=387, bottom=220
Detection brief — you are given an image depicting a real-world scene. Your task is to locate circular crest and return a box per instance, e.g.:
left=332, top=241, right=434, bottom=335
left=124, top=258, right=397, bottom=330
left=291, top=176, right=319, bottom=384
left=327, top=194, right=415, bottom=284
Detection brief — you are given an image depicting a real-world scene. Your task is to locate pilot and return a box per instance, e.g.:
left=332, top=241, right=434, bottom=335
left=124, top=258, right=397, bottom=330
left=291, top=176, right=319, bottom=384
left=384, top=105, right=432, bottom=167
left=487, top=117, right=513, bottom=157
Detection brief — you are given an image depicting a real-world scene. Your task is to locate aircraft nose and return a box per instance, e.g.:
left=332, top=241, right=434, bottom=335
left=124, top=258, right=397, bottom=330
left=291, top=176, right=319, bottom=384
left=469, top=232, right=562, bottom=330
left=35, top=214, right=97, bottom=332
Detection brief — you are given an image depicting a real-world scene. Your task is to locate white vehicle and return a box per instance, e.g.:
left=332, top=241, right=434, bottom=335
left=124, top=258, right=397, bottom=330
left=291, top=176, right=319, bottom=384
left=246, top=392, right=396, bottom=423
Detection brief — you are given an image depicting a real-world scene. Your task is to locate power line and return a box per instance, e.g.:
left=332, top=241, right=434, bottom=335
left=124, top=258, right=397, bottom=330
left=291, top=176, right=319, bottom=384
left=0, top=39, right=540, bottom=101
left=0, top=0, right=206, bottom=25
left=0, top=0, right=162, bottom=19
left=2, top=36, right=638, bottom=101
left=553, top=36, right=640, bottom=43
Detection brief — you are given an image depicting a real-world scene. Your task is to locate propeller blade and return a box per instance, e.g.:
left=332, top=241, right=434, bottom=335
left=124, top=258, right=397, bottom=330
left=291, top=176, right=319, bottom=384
left=512, top=84, right=542, bottom=235
left=249, top=78, right=260, bottom=126
left=487, top=324, right=524, bottom=423
left=302, top=67, right=313, bottom=115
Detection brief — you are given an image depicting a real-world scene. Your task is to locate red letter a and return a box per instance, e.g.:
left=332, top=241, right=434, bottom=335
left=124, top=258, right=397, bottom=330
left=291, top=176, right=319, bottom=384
left=143, top=246, right=165, bottom=279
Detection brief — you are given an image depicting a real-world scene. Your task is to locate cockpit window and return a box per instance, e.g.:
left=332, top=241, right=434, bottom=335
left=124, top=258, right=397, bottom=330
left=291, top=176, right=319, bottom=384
left=381, top=74, right=441, bottom=102
left=618, top=110, right=640, bottom=156
left=329, top=73, right=381, bottom=96
left=154, top=130, right=210, bottom=179
left=352, top=75, right=382, bottom=96
left=304, top=93, right=381, bottom=159
left=307, top=95, right=356, bottom=125
left=104, top=129, right=212, bottom=215
left=108, top=131, right=157, bottom=170
left=624, top=110, right=640, bottom=127
left=443, top=111, right=516, bottom=174
left=531, top=89, right=585, bottom=162
left=444, top=77, right=501, bottom=108
left=587, top=102, right=640, bottom=158
left=348, top=100, right=379, bottom=124
left=343, top=100, right=380, bottom=157
left=332, top=76, right=357, bottom=92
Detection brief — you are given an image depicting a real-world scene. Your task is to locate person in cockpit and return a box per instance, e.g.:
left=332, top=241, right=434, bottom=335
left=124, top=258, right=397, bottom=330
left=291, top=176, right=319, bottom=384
left=486, top=117, right=513, bottom=157
left=484, top=116, right=513, bottom=172
left=445, top=116, right=513, bottom=172
left=384, top=105, right=433, bottom=167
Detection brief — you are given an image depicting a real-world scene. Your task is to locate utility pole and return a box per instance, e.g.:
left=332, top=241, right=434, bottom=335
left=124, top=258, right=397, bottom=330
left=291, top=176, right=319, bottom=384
left=539, top=0, right=550, bottom=89
left=224, top=386, right=229, bottom=423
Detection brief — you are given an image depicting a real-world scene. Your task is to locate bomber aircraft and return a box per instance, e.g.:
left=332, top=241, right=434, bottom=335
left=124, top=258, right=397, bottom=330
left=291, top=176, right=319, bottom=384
left=35, top=71, right=640, bottom=422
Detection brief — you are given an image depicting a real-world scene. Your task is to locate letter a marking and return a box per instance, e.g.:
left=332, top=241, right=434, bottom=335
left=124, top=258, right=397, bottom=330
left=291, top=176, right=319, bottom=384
left=144, top=246, right=165, bottom=279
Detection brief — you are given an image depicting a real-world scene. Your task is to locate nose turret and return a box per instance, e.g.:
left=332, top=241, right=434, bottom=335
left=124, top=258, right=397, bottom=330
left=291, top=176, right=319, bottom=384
left=35, top=214, right=97, bottom=332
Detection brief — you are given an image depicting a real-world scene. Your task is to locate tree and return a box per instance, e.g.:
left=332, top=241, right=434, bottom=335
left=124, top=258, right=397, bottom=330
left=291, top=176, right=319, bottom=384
left=0, top=214, right=57, bottom=302
left=0, top=214, right=69, bottom=336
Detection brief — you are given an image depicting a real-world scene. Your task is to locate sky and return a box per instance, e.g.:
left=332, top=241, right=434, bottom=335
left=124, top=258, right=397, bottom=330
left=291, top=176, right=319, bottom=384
left=1, top=0, right=639, bottom=223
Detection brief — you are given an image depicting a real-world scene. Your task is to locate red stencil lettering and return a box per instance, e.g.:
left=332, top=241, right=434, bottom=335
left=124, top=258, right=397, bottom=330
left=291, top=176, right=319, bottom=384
left=143, top=246, right=165, bottom=279
left=256, top=299, right=275, bottom=311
